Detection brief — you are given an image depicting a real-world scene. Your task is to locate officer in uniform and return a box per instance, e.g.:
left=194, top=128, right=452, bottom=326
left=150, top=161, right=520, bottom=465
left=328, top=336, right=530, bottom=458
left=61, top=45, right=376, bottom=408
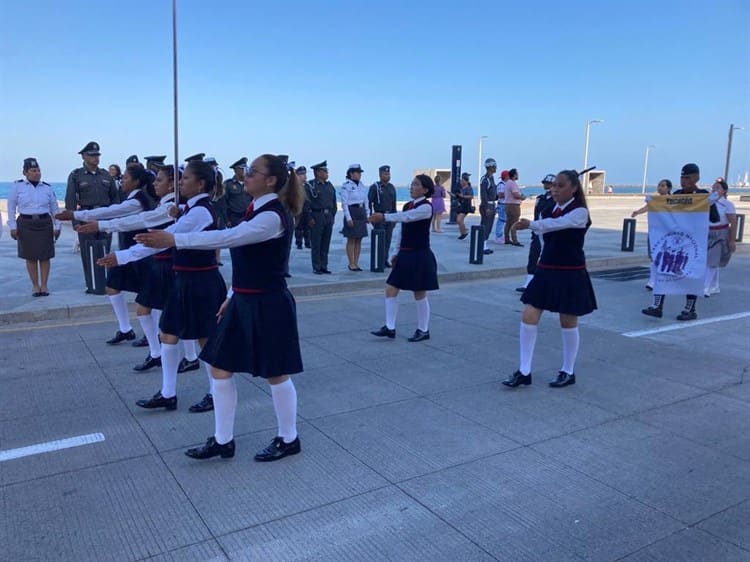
left=65, top=141, right=119, bottom=292
left=184, top=153, right=205, bottom=163
left=221, top=157, right=251, bottom=227
left=304, top=161, right=337, bottom=274
left=126, top=155, right=140, bottom=167
left=294, top=166, right=311, bottom=249
left=368, top=165, right=397, bottom=267
left=479, top=158, right=498, bottom=255
left=144, top=155, right=167, bottom=176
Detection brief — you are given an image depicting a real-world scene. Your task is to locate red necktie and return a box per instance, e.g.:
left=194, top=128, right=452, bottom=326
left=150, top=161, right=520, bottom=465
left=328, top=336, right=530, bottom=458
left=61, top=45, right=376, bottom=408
left=243, top=202, right=254, bottom=219
left=551, top=207, right=562, bottom=218
left=406, top=201, right=415, bottom=210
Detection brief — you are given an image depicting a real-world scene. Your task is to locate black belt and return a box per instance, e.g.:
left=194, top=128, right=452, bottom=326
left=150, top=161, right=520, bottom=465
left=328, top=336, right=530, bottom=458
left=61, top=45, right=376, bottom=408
left=19, top=213, right=50, bottom=220
left=310, top=209, right=331, bottom=214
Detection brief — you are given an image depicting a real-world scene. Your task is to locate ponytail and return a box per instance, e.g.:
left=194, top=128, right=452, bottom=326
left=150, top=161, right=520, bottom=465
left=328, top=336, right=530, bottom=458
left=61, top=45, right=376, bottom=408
left=260, top=154, right=305, bottom=216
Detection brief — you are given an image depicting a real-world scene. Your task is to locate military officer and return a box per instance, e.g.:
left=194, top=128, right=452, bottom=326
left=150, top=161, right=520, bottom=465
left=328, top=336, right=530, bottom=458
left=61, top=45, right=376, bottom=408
left=304, top=161, right=337, bottom=274
left=65, top=141, right=119, bottom=292
left=368, top=165, right=398, bottom=267
left=294, top=166, right=311, bottom=249
left=144, top=155, right=167, bottom=176
left=221, top=157, right=251, bottom=227
left=126, top=155, right=140, bottom=167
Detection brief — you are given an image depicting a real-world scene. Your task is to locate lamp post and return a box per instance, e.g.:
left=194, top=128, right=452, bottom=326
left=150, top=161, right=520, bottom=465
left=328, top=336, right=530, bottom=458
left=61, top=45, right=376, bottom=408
left=641, top=145, right=655, bottom=194
left=724, top=124, right=743, bottom=182
left=583, top=119, right=603, bottom=191
left=171, top=0, right=180, bottom=192
left=478, top=135, right=488, bottom=183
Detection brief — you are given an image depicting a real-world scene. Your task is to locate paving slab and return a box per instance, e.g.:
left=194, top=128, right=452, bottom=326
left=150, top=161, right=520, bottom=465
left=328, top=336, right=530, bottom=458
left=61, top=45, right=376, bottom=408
left=620, top=527, right=750, bottom=561
left=142, top=540, right=229, bottom=562
left=697, top=499, right=750, bottom=552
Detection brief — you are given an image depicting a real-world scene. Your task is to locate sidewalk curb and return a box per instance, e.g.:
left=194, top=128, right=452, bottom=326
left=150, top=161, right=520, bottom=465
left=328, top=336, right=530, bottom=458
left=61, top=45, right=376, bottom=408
left=0, top=255, right=649, bottom=326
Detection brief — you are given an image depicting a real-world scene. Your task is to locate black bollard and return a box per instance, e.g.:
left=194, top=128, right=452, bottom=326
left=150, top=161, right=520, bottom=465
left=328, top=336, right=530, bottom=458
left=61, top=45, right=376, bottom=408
left=370, top=228, right=386, bottom=272
left=736, top=214, right=745, bottom=243
left=621, top=218, right=636, bottom=252
left=447, top=144, right=462, bottom=224
left=84, top=239, right=108, bottom=295
left=469, top=225, right=484, bottom=264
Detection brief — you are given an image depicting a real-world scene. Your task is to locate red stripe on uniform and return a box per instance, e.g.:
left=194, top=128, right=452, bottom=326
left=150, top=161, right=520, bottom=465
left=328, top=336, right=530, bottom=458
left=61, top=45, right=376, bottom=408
left=536, top=263, right=586, bottom=270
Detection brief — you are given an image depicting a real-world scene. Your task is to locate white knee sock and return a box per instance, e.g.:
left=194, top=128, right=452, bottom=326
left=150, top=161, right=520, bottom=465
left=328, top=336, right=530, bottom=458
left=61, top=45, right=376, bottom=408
left=648, top=263, right=656, bottom=287
left=560, top=327, right=580, bottom=375
left=150, top=308, right=161, bottom=331
left=201, top=360, right=213, bottom=394
left=416, top=297, right=430, bottom=332
left=213, top=377, right=237, bottom=445
left=160, top=342, right=180, bottom=398
left=704, top=267, right=718, bottom=292
left=385, top=297, right=398, bottom=330
left=519, top=322, right=538, bottom=376
left=182, top=339, right=198, bottom=361
left=271, top=379, right=298, bottom=443
left=713, top=269, right=720, bottom=291
left=137, top=314, right=161, bottom=358
left=109, top=293, right=132, bottom=332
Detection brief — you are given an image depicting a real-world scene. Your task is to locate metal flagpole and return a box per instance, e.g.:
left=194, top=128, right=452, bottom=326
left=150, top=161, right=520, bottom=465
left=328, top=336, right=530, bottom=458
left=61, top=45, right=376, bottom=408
left=172, top=0, right=179, bottom=193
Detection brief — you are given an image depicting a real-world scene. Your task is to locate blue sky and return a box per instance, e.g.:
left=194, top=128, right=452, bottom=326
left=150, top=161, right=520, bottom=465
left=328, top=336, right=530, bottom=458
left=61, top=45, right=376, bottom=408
left=1, top=0, right=748, bottom=185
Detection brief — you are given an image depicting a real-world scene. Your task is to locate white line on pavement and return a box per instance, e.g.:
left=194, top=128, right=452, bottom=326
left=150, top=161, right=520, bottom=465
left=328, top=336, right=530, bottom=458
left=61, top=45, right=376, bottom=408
left=623, top=311, right=750, bottom=338
left=0, top=433, right=105, bottom=463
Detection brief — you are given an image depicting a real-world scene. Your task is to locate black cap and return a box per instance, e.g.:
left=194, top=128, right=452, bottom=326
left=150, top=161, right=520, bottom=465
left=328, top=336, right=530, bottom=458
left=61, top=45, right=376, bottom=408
left=379, top=165, right=391, bottom=173
left=277, top=154, right=290, bottom=165
left=145, top=155, right=166, bottom=164
left=230, top=157, right=248, bottom=169
left=184, top=153, right=205, bottom=162
left=23, top=157, right=40, bottom=171
left=126, top=155, right=140, bottom=165
left=295, top=166, right=307, bottom=174
left=78, top=141, right=101, bottom=155
left=681, top=163, right=700, bottom=176
left=311, top=160, right=328, bottom=170
left=461, top=172, right=472, bottom=179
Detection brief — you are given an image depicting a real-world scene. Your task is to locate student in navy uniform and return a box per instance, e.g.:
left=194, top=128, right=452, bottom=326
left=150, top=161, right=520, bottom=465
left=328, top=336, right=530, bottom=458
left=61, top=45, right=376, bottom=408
left=369, top=174, right=439, bottom=342
left=368, top=165, right=398, bottom=267
left=78, top=163, right=180, bottom=371
left=136, top=154, right=305, bottom=462
left=503, top=170, right=597, bottom=389
left=516, top=174, right=556, bottom=292
left=304, top=161, right=337, bottom=274
left=100, top=160, right=226, bottom=414
left=7, top=158, right=61, bottom=296
left=58, top=165, right=157, bottom=344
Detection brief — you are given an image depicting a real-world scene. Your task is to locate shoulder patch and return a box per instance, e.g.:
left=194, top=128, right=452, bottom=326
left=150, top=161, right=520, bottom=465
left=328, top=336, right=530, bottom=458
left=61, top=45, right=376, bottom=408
left=14, top=179, right=24, bottom=183
left=41, top=181, right=51, bottom=186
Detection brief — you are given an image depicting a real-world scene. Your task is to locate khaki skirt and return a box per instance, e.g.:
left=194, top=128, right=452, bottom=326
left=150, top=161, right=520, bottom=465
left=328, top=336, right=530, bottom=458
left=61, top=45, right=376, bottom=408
left=17, top=215, right=55, bottom=260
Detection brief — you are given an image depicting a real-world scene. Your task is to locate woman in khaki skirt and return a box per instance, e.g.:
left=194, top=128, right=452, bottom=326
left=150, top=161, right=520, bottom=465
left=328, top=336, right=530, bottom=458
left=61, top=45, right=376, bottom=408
left=7, top=158, right=61, bottom=296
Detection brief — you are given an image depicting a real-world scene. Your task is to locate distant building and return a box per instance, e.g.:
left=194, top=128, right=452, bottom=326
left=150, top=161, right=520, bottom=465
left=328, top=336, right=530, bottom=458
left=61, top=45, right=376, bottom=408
left=412, top=168, right=452, bottom=186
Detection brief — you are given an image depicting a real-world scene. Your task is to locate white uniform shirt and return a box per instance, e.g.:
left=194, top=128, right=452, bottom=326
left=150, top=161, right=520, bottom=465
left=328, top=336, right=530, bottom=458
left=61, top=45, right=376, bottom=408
left=73, top=189, right=145, bottom=221
left=7, top=178, right=61, bottom=230
left=711, top=197, right=736, bottom=226
left=98, top=192, right=176, bottom=233
left=340, top=179, right=369, bottom=221
left=529, top=198, right=589, bottom=235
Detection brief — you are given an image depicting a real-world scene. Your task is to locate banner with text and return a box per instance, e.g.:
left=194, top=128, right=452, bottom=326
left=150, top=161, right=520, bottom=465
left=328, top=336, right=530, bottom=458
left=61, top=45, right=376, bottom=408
left=647, top=194, right=709, bottom=295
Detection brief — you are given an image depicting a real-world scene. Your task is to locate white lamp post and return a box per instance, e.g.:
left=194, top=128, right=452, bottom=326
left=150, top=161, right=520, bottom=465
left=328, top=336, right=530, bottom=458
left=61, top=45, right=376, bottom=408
left=724, top=124, right=743, bottom=182
left=583, top=120, right=603, bottom=191
left=478, top=136, right=488, bottom=183
left=641, top=145, right=655, bottom=194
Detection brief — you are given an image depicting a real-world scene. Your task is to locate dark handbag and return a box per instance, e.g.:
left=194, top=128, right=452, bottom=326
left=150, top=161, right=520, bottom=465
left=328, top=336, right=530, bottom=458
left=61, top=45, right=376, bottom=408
left=468, top=204, right=476, bottom=214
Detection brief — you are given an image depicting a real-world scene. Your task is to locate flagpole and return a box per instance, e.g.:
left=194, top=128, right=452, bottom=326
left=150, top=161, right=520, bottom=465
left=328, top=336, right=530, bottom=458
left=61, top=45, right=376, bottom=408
left=172, top=0, right=179, bottom=194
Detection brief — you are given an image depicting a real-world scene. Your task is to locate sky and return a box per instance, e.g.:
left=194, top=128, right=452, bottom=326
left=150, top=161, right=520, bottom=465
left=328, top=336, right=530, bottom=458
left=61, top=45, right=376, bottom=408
left=1, top=0, right=749, bottom=186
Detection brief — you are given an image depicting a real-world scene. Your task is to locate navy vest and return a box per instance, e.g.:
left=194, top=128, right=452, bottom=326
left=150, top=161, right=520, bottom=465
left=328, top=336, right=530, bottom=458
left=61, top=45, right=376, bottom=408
left=230, top=198, right=292, bottom=292
left=538, top=201, right=590, bottom=269
left=173, top=197, right=219, bottom=270
left=118, top=190, right=157, bottom=250
left=399, top=199, right=433, bottom=250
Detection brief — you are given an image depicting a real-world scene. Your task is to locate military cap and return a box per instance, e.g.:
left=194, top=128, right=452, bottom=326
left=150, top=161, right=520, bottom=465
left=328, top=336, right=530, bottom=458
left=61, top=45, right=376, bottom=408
left=461, top=172, right=472, bottom=178
left=542, top=174, right=556, bottom=184
left=126, top=155, right=140, bottom=165
left=78, top=141, right=101, bottom=155
left=230, top=157, right=248, bottom=169
left=379, top=165, right=391, bottom=173
left=203, top=156, right=218, bottom=166
left=295, top=166, right=307, bottom=174
left=347, top=163, right=364, bottom=173
left=145, top=155, right=166, bottom=164
left=277, top=154, right=290, bottom=164
left=311, top=160, right=328, bottom=171
left=184, top=153, right=206, bottom=162
left=484, top=158, right=497, bottom=168
left=23, top=157, right=40, bottom=171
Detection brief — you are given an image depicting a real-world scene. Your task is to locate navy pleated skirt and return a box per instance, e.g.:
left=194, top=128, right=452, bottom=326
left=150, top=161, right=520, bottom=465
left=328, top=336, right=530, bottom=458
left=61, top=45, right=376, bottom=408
left=200, top=289, right=303, bottom=378
left=386, top=248, right=439, bottom=292
left=135, top=257, right=175, bottom=310
left=159, top=269, right=227, bottom=339
left=106, top=261, right=142, bottom=293
left=521, top=266, right=597, bottom=316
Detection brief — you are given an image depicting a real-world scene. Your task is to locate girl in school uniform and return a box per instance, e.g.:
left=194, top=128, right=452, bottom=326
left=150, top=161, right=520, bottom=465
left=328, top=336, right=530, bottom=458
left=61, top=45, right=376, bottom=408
left=369, top=174, right=439, bottom=343
left=705, top=179, right=737, bottom=296
left=135, top=154, right=305, bottom=462
left=502, top=170, right=597, bottom=389
left=56, top=165, right=157, bottom=344
left=98, top=161, right=226, bottom=414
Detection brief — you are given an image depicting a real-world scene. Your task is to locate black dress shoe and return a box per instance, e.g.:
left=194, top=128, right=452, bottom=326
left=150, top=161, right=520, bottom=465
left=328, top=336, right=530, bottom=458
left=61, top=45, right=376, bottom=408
left=106, top=329, right=136, bottom=345
left=284, top=273, right=292, bottom=278
left=185, top=436, right=235, bottom=459
left=313, top=269, right=323, bottom=275
left=407, top=329, right=430, bottom=342
left=133, top=355, right=162, bottom=372
left=515, top=286, right=526, bottom=293
left=641, top=306, right=663, bottom=318
left=483, top=249, right=494, bottom=255
left=371, top=326, right=396, bottom=339
left=177, top=358, right=200, bottom=373
left=132, top=335, right=149, bottom=347
left=321, top=268, right=332, bottom=274
left=304, top=243, right=311, bottom=249
left=676, top=310, right=697, bottom=321
left=458, top=233, right=468, bottom=240
left=502, top=370, right=532, bottom=387
left=384, top=261, right=392, bottom=268
left=549, top=371, right=576, bottom=388
left=136, top=391, right=177, bottom=410
left=295, top=244, right=303, bottom=249
left=254, top=436, right=301, bottom=462
left=189, top=393, right=214, bottom=413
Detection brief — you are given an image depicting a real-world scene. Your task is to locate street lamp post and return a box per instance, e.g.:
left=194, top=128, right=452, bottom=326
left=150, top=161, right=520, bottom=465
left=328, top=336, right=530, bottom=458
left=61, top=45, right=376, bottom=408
left=172, top=0, right=180, bottom=192
left=583, top=119, right=603, bottom=191
left=478, top=136, right=488, bottom=183
left=641, top=145, right=655, bottom=194
left=724, top=124, right=743, bottom=182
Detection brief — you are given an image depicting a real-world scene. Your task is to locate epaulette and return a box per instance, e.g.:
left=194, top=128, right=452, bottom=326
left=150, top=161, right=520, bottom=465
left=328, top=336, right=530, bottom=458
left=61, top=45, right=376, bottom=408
left=14, top=178, right=24, bottom=183
left=41, top=181, right=51, bottom=186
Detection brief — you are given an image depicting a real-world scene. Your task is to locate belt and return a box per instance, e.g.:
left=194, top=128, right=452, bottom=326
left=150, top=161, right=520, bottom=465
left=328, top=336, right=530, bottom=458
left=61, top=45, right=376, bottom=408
left=536, top=263, right=586, bottom=270
left=348, top=204, right=365, bottom=209
left=310, top=209, right=331, bottom=214
left=709, top=224, right=729, bottom=230
left=172, top=265, right=219, bottom=272
left=19, top=213, right=50, bottom=220
left=233, top=287, right=268, bottom=294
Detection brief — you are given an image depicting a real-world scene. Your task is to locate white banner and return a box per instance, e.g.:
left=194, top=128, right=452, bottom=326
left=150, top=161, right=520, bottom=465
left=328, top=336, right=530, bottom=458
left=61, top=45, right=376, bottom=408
left=647, top=194, right=709, bottom=295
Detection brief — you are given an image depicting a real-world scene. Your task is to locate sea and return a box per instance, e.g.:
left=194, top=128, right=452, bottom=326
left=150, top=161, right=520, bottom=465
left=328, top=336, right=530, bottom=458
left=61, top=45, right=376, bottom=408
left=1, top=182, right=748, bottom=202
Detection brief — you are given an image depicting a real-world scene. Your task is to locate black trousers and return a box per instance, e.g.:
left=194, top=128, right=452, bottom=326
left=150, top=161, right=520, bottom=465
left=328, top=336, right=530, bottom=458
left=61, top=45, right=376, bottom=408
left=309, top=213, right=333, bottom=271
left=479, top=204, right=495, bottom=241
left=295, top=215, right=311, bottom=247
left=527, top=234, right=542, bottom=274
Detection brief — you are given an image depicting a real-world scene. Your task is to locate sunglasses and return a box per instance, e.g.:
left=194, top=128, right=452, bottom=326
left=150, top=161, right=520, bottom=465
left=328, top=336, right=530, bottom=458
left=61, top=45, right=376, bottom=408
left=242, top=165, right=269, bottom=178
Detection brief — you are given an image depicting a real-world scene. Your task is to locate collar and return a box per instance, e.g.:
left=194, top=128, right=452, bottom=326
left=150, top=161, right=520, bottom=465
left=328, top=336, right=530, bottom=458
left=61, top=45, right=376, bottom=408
left=186, top=193, right=210, bottom=207
left=84, top=166, right=100, bottom=175
left=252, top=192, right=278, bottom=208
left=125, top=189, right=141, bottom=200
left=160, top=192, right=176, bottom=205
left=411, top=196, right=426, bottom=204
left=553, top=198, right=575, bottom=213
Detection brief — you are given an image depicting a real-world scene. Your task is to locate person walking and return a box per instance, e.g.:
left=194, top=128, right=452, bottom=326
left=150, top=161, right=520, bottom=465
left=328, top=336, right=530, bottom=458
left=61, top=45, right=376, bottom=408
left=494, top=170, right=508, bottom=243
left=431, top=175, right=446, bottom=233
left=503, top=168, right=526, bottom=246
left=630, top=179, right=673, bottom=290
left=704, top=179, right=737, bottom=296
left=7, top=158, right=61, bottom=296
